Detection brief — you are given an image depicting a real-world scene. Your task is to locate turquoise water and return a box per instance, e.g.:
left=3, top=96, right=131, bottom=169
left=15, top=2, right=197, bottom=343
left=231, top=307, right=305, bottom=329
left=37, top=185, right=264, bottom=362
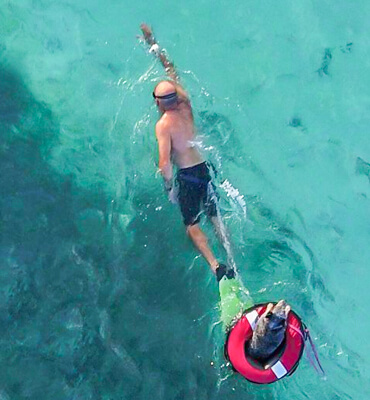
left=1, top=0, right=370, bottom=398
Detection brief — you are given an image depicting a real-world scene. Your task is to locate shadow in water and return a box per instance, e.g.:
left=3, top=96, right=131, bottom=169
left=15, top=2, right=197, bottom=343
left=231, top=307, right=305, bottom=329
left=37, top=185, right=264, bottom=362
left=0, top=64, right=139, bottom=399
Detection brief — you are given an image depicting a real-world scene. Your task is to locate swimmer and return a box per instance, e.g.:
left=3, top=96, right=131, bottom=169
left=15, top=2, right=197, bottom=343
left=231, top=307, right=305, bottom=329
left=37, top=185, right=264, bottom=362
left=140, top=23, right=234, bottom=281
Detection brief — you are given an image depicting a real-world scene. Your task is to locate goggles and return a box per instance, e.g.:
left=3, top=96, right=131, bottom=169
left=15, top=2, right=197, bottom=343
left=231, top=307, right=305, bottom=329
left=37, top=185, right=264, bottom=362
left=152, top=91, right=177, bottom=100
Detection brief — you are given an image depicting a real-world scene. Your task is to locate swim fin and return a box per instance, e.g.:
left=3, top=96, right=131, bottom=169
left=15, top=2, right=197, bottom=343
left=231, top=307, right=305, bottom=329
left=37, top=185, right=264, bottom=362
left=218, top=274, right=253, bottom=329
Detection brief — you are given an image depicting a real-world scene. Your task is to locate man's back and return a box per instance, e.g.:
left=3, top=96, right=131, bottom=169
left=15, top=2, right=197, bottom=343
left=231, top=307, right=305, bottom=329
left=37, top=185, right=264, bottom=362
left=156, top=100, right=203, bottom=169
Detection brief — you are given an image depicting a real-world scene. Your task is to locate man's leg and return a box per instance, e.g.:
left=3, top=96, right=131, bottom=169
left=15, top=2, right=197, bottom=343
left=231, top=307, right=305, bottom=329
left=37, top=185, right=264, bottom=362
left=204, top=181, right=232, bottom=255
left=186, top=223, right=219, bottom=274
left=205, top=184, right=235, bottom=273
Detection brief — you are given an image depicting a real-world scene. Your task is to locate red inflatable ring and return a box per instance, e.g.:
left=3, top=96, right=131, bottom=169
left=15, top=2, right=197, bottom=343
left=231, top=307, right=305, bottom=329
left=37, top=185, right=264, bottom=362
left=224, top=303, right=305, bottom=384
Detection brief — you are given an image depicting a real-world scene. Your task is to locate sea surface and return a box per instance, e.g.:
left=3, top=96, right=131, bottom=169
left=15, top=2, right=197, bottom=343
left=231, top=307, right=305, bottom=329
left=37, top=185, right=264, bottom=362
left=1, top=1, right=370, bottom=399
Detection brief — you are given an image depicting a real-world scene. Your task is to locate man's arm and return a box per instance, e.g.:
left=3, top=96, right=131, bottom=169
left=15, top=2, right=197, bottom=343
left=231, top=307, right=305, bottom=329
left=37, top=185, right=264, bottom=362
left=140, top=23, right=180, bottom=83
left=155, top=122, right=173, bottom=192
left=140, top=23, right=190, bottom=104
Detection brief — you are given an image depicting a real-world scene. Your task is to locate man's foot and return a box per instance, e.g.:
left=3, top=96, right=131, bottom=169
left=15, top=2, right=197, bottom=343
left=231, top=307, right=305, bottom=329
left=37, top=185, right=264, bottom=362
left=216, top=263, right=235, bottom=282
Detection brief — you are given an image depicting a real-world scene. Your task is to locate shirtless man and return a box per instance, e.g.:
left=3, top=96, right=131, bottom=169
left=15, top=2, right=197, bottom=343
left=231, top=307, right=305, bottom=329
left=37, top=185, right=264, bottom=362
left=140, top=24, right=234, bottom=281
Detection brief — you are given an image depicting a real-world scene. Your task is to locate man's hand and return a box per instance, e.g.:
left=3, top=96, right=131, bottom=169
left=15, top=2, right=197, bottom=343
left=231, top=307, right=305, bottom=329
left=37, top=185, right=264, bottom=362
left=168, top=186, right=179, bottom=205
left=140, top=23, right=155, bottom=46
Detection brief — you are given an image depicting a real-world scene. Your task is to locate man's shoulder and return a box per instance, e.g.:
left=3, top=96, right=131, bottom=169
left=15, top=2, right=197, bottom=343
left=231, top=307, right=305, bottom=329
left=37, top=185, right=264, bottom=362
left=155, top=116, right=165, bottom=130
left=155, top=117, right=170, bottom=137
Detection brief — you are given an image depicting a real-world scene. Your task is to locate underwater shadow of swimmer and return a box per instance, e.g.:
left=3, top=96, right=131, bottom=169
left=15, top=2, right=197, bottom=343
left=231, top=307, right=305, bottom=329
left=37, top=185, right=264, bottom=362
left=0, top=64, right=143, bottom=399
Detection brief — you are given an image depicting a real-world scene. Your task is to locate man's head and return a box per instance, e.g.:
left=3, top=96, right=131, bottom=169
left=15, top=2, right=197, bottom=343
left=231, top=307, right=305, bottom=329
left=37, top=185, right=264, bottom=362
left=153, top=80, right=178, bottom=111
